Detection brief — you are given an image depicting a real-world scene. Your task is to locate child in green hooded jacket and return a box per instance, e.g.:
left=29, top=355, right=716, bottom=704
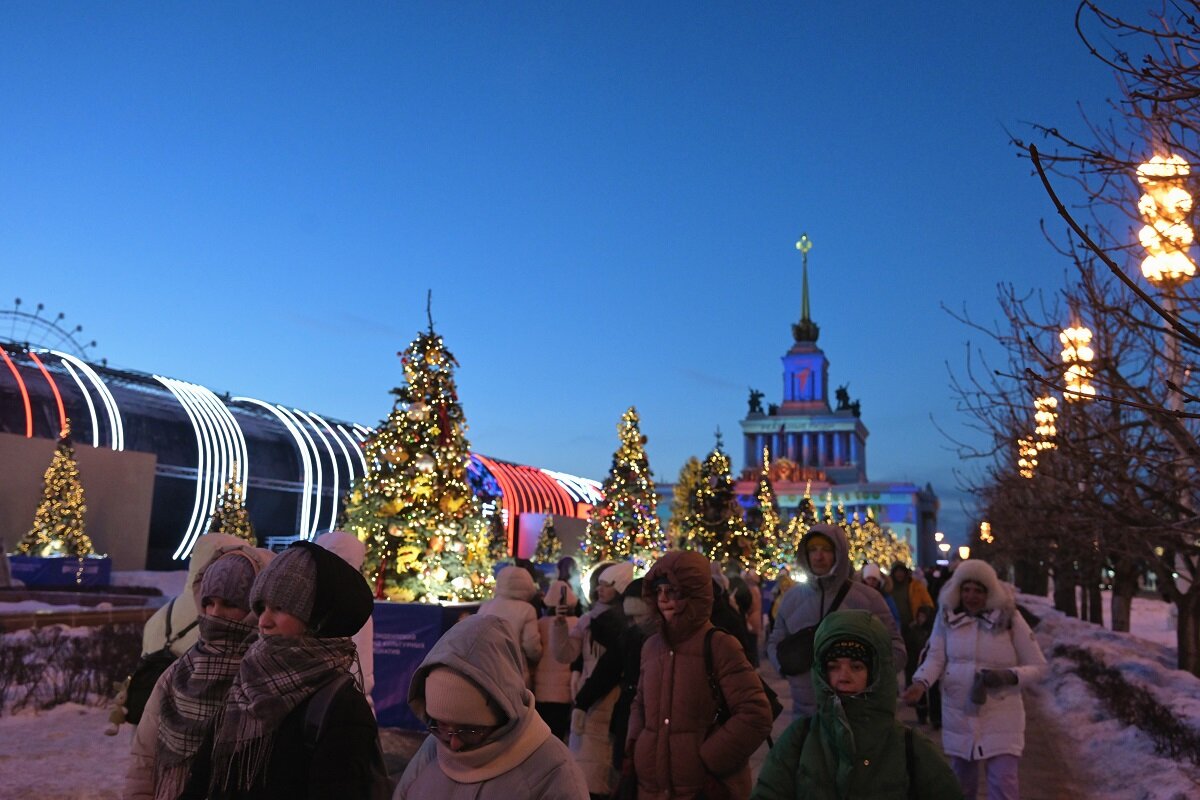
left=751, top=609, right=961, bottom=800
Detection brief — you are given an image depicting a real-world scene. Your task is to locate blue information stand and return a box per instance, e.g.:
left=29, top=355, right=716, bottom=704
left=371, top=601, right=479, bottom=730
left=9, top=555, right=113, bottom=587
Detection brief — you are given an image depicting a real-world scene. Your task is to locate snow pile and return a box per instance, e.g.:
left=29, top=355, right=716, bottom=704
left=0, top=704, right=130, bottom=799
left=1023, top=593, right=1200, bottom=799
left=109, top=570, right=187, bottom=599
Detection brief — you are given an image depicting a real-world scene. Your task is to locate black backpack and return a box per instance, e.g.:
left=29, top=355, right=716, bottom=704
left=302, top=672, right=393, bottom=800
left=703, top=627, right=785, bottom=746
left=126, top=598, right=198, bottom=724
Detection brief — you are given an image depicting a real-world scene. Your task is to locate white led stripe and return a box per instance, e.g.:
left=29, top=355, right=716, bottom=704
left=276, top=406, right=323, bottom=539
left=337, top=424, right=369, bottom=475
left=233, top=396, right=315, bottom=540
left=192, top=383, right=248, bottom=489
left=542, top=469, right=605, bottom=504
left=298, top=411, right=340, bottom=532
left=185, top=385, right=228, bottom=549
left=59, top=360, right=100, bottom=448
left=50, top=350, right=124, bottom=450
left=351, top=423, right=371, bottom=441
left=306, top=413, right=359, bottom=528
left=156, top=377, right=212, bottom=560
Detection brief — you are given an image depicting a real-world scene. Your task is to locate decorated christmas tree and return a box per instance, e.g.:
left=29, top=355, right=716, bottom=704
left=206, top=466, right=256, bottom=543
left=17, top=429, right=94, bottom=558
left=845, top=508, right=912, bottom=570
left=681, top=433, right=749, bottom=567
left=582, top=407, right=665, bottom=566
left=667, top=456, right=702, bottom=549
left=341, top=321, right=493, bottom=603
left=533, top=512, right=562, bottom=563
left=744, top=449, right=785, bottom=577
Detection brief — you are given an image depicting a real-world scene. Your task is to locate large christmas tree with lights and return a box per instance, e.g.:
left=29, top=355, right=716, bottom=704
left=582, top=407, right=665, bottom=566
left=744, top=449, right=785, bottom=577
left=667, top=456, right=702, bottom=549
left=206, top=468, right=256, bottom=543
left=341, top=324, right=493, bottom=602
left=17, top=430, right=94, bottom=558
left=681, top=436, right=750, bottom=567
left=533, top=513, right=562, bottom=564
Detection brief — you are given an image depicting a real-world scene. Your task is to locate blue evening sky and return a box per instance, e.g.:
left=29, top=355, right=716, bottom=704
left=0, top=2, right=1146, bottom=543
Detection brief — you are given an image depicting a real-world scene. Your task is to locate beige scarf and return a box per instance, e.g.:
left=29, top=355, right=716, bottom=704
left=436, top=693, right=552, bottom=783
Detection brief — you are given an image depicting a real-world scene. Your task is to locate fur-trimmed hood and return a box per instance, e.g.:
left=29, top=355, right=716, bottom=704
left=938, top=559, right=1013, bottom=617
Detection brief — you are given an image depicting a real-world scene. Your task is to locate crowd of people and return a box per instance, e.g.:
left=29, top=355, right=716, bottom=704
left=117, top=531, right=1045, bottom=800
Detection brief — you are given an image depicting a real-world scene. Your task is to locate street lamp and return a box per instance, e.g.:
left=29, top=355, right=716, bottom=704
left=958, top=546, right=971, bottom=561
left=1060, top=325, right=1097, bottom=401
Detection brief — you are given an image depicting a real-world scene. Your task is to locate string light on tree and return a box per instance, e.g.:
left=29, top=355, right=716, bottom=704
left=533, top=512, right=562, bottom=564
left=745, top=447, right=785, bottom=577
left=980, top=520, right=994, bottom=545
left=17, top=427, right=94, bottom=558
left=206, top=463, right=256, bottom=543
left=341, top=306, right=494, bottom=603
left=680, top=430, right=750, bottom=567
left=1017, top=437, right=1038, bottom=479
left=1060, top=325, right=1097, bottom=401
left=582, top=406, right=666, bottom=566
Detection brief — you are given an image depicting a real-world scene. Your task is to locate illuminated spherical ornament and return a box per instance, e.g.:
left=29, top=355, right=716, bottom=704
left=406, top=401, right=428, bottom=420
left=425, top=348, right=441, bottom=365
left=388, top=524, right=403, bottom=537
left=415, top=453, right=436, bottom=472
left=451, top=575, right=472, bottom=592
left=430, top=535, right=444, bottom=553
left=431, top=566, right=449, bottom=583
left=383, top=449, right=409, bottom=465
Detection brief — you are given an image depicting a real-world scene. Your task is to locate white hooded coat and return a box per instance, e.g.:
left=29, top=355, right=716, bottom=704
left=767, top=523, right=906, bottom=716
left=478, top=565, right=543, bottom=681
left=395, top=615, right=588, bottom=799
left=314, top=530, right=376, bottom=711
left=141, top=533, right=246, bottom=658
left=913, top=560, right=1047, bottom=761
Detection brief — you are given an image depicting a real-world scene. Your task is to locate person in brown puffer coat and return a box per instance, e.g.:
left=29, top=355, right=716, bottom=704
left=627, top=551, right=773, bottom=799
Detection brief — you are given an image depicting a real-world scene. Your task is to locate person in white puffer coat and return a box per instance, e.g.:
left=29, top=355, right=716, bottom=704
left=479, top=565, right=544, bottom=683
left=314, top=530, right=376, bottom=712
left=904, top=559, right=1046, bottom=800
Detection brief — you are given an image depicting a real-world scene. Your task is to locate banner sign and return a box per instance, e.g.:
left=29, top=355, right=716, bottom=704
left=372, top=601, right=479, bottom=730
left=8, top=556, right=112, bottom=587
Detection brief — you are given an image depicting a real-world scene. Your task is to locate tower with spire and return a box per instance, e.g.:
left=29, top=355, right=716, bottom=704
left=736, top=233, right=939, bottom=562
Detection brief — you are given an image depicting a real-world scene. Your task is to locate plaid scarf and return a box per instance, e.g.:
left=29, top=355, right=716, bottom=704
left=210, top=634, right=357, bottom=792
left=154, top=615, right=256, bottom=800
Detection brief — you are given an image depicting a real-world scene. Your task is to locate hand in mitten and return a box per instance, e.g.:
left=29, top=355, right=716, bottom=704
left=980, top=669, right=1018, bottom=688
left=571, top=707, right=587, bottom=735
left=103, top=678, right=130, bottom=736
left=969, top=672, right=988, bottom=706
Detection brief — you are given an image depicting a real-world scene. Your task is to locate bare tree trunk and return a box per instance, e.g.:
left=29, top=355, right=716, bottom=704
left=1086, top=557, right=1104, bottom=625
left=1109, top=557, right=1138, bottom=632
left=1053, top=565, right=1078, bottom=617
left=1177, top=586, right=1200, bottom=678
left=1014, top=558, right=1048, bottom=596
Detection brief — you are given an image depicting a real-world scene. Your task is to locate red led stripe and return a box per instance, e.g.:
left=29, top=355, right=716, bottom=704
left=474, top=454, right=518, bottom=554
left=28, top=352, right=68, bottom=437
left=0, top=346, right=33, bottom=438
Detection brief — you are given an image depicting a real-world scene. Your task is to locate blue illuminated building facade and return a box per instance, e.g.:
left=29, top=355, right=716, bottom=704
left=735, top=243, right=938, bottom=562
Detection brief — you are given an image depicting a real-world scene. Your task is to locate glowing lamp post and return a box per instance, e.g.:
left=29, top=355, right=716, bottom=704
left=1137, top=154, right=1196, bottom=287
left=958, top=546, right=971, bottom=561
left=1060, top=326, right=1096, bottom=401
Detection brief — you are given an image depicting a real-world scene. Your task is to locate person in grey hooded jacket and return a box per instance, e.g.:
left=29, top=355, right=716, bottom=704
left=767, top=523, right=905, bottom=717
left=395, top=614, right=589, bottom=800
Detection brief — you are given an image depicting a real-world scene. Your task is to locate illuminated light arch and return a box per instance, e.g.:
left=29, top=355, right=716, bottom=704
left=192, top=383, right=249, bottom=492
left=52, top=350, right=124, bottom=450
left=59, top=360, right=100, bottom=448
left=27, top=352, right=67, bottom=437
left=157, top=376, right=213, bottom=559
left=276, top=406, right=324, bottom=539
left=351, top=423, right=372, bottom=441
left=336, top=423, right=369, bottom=475
left=233, top=397, right=316, bottom=540
left=0, top=346, right=33, bottom=437
left=297, top=410, right=342, bottom=533
left=542, top=469, right=605, bottom=505
left=473, top=455, right=581, bottom=553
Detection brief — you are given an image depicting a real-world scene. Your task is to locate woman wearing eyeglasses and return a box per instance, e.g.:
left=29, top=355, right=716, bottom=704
left=395, top=613, right=589, bottom=799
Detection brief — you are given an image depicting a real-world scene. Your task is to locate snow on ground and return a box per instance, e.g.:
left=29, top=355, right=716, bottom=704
left=1022, top=592, right=1200, bottom=799
left=109, top=569, right=187, bottom=598
left=0, top=586, right=1196, bottom=799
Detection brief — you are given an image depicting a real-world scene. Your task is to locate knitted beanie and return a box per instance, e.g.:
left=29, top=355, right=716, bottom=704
left=598, top=562, right=634, bottom=594
left=250, top=545, right=316, bottom=626
left=200, top=554, right=257, bottom=611
left=861, top=563, right=883, bottom=583
left=423, top=667, right=503, bottom=726
left=822, top=638, right=874, bottom=683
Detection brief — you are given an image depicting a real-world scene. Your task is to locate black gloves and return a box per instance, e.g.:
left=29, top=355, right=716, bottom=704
left=971, top=669, right=1018, bottom=704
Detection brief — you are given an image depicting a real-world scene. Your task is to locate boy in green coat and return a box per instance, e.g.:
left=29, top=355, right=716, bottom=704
left=752, top=610, right=962, bottom=800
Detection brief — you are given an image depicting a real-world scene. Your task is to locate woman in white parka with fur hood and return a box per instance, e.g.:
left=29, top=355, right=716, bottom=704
left=904, top=559, right=1046, bottom=800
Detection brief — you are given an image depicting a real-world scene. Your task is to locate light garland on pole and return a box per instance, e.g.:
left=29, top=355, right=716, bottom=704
left=1137, top=154, right=1196, bottom=286
left=1060, top=325, right=1096, bottom=401
left=1034, top=395, right=1058, bottom=451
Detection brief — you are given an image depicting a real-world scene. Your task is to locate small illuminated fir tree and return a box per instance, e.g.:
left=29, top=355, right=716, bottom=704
left=206, top=466, right=256, bottom=543
left=745, top=449, right=785, bottom=577
left=17, top=429, right=94, bottom=558
left=846, top=509, right=912, bottom=570
left=681, top=433, right=749, bottom=567
left=533, top=513, right=562, bottom=563
left=341, top=322, right=493, bottom=603
left=667, top=456, right=702, bottom=548
left=582, top=407, right=665, bottom=566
